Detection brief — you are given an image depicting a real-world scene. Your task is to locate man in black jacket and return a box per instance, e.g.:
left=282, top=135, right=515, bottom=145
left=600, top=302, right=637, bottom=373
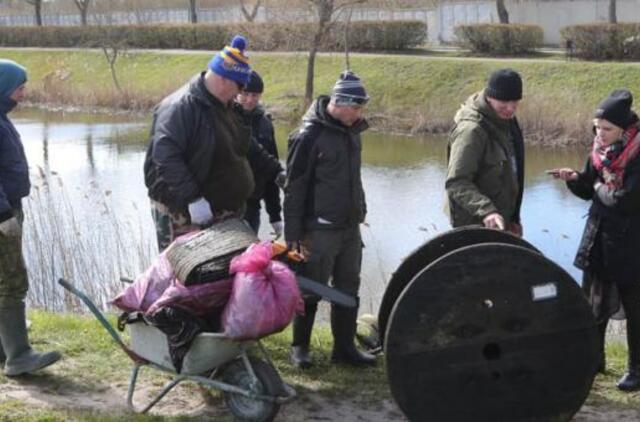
left=284, top=70, right=376, bottom=368
left=0, top=59, right=61, bottom=376
left=144, top=35, right=281, bottom=251
left=237, top=71, right=283, bottom=236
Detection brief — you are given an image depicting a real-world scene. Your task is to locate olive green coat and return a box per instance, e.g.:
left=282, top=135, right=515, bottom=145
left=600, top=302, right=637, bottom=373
left=445, top=90, right=524, bottom=227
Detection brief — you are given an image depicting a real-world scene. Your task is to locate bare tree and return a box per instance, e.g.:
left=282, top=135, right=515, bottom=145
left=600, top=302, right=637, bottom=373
left=608, top=0, right=617, bottom=23
left=73, top=0, right=91, bottom=26
left=496, top=0, right=508, bottom=24
left=239, top=0, right=262, bottom=22
left=23, top=0, right=43, bottom=26
left=304, top=0, right=367, bottom=106
left=188, top=0, right=198, bottom=23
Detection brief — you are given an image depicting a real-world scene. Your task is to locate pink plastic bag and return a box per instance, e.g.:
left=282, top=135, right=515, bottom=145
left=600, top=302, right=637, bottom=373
left=147, top=277, right=233, bottom=318
left=222, top=241, right=304, bottom=340
left=111, top=231, right=231, bottom=317
left=111, top=249, right=175, bottom=313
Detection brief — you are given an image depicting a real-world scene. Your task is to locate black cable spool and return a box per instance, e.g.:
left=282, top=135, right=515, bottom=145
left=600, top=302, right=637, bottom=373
left=382, top=229, right=599, bottom=422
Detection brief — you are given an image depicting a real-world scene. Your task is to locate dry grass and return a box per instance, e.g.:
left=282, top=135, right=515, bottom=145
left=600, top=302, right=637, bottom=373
left=23, top=169, right=156, bottom=312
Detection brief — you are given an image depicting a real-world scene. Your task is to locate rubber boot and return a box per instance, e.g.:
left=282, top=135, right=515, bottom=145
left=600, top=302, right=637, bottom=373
left=290, top=302, right=317, bottom=369
left=0, top=300, right=61, bottom=377
left=330, top=304, right=376, bottom=367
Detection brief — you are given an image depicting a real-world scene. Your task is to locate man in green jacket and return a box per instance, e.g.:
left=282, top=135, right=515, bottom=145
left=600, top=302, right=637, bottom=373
left=445, top=69, right=525, bottom=236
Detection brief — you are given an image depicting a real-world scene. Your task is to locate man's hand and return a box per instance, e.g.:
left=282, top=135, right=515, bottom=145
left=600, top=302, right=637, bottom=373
left=483, top=213, right=505, bottom=231
left=546, top=168, right=578, bottom=182
left=0, top=217, right=21, bottom=237
left=188, top=197, right=213, bottom=226
left=271, top=221, right=284, bottom=238
left=287, top=240, right=300, bottom=253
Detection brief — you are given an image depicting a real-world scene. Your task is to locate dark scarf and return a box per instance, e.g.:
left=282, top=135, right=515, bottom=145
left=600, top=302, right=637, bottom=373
left=592, top=115, right=640, bottom=189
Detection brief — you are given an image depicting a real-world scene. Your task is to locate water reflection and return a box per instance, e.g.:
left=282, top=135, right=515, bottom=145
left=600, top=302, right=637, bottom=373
left=13, top=108, right=590, bottom=313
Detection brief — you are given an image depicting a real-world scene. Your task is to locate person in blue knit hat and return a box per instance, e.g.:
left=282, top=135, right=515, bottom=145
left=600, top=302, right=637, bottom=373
left=144, top=35, right=282, bottom=251
left=284, top=70, right=376, bottom=369
left=0, top=59, right=61, bottom=376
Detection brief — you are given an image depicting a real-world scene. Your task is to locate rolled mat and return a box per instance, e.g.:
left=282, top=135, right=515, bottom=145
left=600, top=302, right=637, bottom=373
left=166, top=218, right=258, bottom=285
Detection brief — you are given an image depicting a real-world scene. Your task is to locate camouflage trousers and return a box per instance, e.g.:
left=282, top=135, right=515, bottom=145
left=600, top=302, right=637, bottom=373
left=150, top=200, right=245, bottom=252
left=150, top=200, right=194, bottom=252
left=0, top=208, right=28, bottom=304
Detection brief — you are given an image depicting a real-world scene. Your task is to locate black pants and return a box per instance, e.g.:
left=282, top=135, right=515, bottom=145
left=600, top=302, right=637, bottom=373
left=585, top=272, right=640, bottom=369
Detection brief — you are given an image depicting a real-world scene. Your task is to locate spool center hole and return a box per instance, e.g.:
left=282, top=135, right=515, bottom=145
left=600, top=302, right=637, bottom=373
left=483, top=343, right=501, bottom=361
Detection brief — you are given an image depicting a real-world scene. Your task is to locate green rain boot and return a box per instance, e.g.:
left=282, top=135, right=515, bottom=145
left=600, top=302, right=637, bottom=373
left=0, top=300, right=60, bottom=377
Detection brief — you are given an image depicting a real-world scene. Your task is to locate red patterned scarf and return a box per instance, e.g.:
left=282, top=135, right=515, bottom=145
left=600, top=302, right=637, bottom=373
left=591, top=121, right=640, bottom=189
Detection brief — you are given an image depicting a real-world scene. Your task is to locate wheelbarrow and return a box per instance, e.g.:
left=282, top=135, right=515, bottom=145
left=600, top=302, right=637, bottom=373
left=58, top=278, right=295, bottom=421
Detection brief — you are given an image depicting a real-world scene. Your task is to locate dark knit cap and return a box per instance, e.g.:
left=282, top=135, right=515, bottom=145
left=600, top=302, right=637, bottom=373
left=485, top=68, right=523, bottom=101
left=594, top=89, right=633, bottom=129
left=331, top=70, right=369, bottom=106
left=245, top=70, right=263, bottom=93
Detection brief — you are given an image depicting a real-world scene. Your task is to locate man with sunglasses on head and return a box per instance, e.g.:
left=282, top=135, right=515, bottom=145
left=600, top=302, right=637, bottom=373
left=236, top=70, right=284, bottom=237
left=144, top=35, right=279, bottom=251
left=284, top=70, right=375, bottom=369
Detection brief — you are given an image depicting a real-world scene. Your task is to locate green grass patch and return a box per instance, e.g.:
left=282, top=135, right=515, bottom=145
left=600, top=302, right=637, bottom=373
left=1, top=311, right=639, bottom=419
left=2, top=48, right=640, bottom=143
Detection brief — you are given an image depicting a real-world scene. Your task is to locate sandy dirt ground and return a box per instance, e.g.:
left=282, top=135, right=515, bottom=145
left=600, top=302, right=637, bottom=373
left=1, top=372, right=639, bottom=421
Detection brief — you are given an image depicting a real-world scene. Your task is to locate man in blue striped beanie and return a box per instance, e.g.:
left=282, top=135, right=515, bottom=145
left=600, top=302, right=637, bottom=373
left=284, top=70, right=376, bottom=368
left=144, top=35, right=281, bottom=251
left=0, top=59, right=62, bottom=376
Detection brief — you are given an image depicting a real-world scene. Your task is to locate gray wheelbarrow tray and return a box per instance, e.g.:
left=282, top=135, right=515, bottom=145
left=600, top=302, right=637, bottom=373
left=58, top=278, right=295, bottom=418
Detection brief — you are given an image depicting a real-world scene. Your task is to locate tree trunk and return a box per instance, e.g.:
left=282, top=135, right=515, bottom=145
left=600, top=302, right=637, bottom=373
left=35, top=0, right=42, bottom=26
left=189, top=0, right=198, bottom=23
left=496, top=0, right=509, bottom=24
left=81, top=8, right=88, bottom=26
left=304, top=39, right=320, bottom=107
left=239, top=0, right=262, bottom=23
left=609, top=0, right=617, bottom=23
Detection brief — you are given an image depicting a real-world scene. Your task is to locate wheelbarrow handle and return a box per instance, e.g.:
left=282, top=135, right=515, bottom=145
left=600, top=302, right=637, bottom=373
left=58, top=278, right=136, bottom=358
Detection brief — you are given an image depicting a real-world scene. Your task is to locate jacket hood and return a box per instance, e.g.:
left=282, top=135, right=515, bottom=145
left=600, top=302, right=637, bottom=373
left=454, top=90, right=511, bottom=131
left=0, top=97, right=17, bottom=115
left=303, top=95, right=369, bottom=135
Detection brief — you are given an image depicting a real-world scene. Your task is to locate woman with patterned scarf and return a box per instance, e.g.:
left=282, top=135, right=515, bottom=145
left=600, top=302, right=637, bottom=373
left=549, top=89, right=640, bottom=392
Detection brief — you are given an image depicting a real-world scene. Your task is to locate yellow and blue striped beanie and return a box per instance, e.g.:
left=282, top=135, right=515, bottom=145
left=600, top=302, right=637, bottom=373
left=208, top=35, right=251, bottom=86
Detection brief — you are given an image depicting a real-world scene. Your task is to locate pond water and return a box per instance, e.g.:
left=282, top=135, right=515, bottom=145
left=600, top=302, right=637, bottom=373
left=13, top=108, right=589, bottom=314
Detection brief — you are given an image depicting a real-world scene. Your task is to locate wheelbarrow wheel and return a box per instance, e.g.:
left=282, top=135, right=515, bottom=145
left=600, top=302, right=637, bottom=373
left=222, top=357, right=282, bottom=422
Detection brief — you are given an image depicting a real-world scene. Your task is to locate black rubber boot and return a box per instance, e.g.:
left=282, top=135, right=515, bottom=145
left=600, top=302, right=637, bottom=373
left=330, top=304, right=376, bottom=367
left=290, top=302, right=317, bottom=369
left=0, top=300, right=61, bottom=377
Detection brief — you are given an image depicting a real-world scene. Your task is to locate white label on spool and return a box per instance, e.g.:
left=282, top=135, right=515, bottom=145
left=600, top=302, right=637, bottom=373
left=532, top=283, right=557, bottom=302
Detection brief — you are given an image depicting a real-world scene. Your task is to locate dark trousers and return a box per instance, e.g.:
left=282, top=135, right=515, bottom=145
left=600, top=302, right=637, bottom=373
left=244, top=201, right=261, bottom=233
left=300, top=225, right=362, bottom=301
left=586, top=272, right=640, bottom=370
left=291, top=225, right=362, bottom=348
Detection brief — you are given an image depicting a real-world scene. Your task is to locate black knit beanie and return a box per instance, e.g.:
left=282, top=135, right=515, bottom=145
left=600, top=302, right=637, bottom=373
left=594, top=89, right=633, bottom=129
left=244, top=70, right=264, bottom=93
left=485, top=69, right=523, bottom=101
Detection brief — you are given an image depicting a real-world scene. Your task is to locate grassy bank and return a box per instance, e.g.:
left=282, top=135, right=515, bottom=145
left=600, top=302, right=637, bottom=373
left=0, top=310, right=638, bottom=421
left=2, top=48, right=640, bottom=144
